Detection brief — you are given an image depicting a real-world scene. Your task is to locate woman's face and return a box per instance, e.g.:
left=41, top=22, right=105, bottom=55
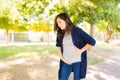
left=56, top=17, right=66, bottom=30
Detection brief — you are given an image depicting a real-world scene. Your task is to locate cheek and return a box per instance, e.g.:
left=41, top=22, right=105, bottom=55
left=63, top=23, right=66, bottom=28
left=58, top=23, right=61, bottom=28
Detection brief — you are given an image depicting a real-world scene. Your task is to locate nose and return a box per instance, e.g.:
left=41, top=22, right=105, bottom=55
left=58, top=23, right=61, bottom=28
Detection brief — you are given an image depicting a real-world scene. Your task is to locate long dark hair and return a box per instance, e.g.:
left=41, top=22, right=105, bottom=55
left=54, top=13, right=76, bottom=39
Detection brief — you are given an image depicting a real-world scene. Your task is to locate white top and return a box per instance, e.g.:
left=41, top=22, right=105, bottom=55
left=63, top=34, right=81, bottom=63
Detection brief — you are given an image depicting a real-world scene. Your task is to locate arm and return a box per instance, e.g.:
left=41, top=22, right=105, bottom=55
left=73, top=27, right=96, bottom=55
left=57, top=47, right=63, bottom=59
left=74, top=44, right=92, bottom=55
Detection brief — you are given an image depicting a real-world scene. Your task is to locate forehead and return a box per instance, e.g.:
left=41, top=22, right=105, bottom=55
left=57, top=18, right=64, bottom=22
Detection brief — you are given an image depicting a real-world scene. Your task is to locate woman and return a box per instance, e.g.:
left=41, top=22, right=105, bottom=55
left=54, top=13, right=96, bottom=80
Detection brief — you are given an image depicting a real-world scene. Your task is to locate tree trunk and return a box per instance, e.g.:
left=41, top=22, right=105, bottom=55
left=90, top=24, right=95, bottom=37
left=103, top=31, right=110, bottom=43
left=11, top=31, right=14, bottom=43
left=6, top=29, right=9, bottom=45
left=47, top=32, right=50, bottom=45
left=103, top=31, right=113, bottom=44
left=90, top=7, right=95, bottom=37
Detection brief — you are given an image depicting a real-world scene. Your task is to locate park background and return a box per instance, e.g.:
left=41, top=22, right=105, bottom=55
left=0, top=0, right=120, bottom=80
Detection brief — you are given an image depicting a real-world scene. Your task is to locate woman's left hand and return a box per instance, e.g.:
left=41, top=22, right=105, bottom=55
left=74, top=47, right=83, bottom=55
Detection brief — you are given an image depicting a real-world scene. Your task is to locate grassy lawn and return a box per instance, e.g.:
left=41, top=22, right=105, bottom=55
left=0, top=45, right=105, bottom=65
left=0, top=45, right=58, bottom=60
left=0, top=45, right=59, bottom=80
left=0, top=44, right=119, bottom=80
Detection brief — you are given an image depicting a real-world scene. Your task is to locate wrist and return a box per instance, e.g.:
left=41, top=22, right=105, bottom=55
left=60, top=56, right=64, bottom=60
left=80, top=48, right=85, bottom=53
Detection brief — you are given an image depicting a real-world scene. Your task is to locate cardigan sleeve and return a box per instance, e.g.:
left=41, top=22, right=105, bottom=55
left=76, top=27, right=96, bottom=46
left=56, top=37, right=63, bottom=47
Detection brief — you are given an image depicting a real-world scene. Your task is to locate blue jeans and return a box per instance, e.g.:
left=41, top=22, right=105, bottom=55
left=60, top=62, right=81, bottom=80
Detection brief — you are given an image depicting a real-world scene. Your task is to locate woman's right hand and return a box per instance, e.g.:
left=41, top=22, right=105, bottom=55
left=61, top=57, right=72, bottom=65
left=57, top=47, right=71, bottom=65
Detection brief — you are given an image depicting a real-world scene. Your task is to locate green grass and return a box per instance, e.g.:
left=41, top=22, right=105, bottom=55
left=0, top=45, right=105, bottom=65
left=0, top=45, right=57, bottom=60
left=88, top=57, right=104, bottom=65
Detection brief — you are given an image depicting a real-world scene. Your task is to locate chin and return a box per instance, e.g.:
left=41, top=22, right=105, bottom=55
left=61, top=29, right=65, bottom=30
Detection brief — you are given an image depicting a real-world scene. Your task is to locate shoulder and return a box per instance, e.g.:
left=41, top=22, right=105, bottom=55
left=72, top=26, right=83, bottom=32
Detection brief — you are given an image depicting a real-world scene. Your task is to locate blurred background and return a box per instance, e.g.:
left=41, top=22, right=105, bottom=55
left=0, top=0, right=120, bottom=80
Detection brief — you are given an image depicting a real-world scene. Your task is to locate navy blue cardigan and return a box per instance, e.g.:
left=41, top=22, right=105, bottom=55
left=56, top=27, right=96, bottom=79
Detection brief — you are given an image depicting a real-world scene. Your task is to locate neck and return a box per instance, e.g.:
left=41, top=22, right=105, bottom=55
left=65, top=31, right=71, bottom=35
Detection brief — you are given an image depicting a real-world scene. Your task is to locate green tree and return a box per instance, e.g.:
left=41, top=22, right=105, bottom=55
left=0, top=0, right=25, bottom=44
left=49, top=0, right=96, bottom=36
left=94, top=0, right=120, bottom=43
left=30, top=21, right=53, bottom=45
left=16, top=0, right=50, bottom=30
left=16, top=0, right=53, bottom=44
left=50, top=0, right=120, bottom=43
left=0, top=8, right=14, bottom=44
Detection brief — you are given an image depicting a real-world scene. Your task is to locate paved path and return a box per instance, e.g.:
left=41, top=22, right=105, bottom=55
left=86, top=44, right=120, bottom=80
left=69, top=44, right=120, bottom=80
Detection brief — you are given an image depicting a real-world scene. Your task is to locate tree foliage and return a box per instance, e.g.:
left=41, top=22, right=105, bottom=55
left=0, top=0, right=120, bottom=43
left=50, top=0, right=120, bottom=42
